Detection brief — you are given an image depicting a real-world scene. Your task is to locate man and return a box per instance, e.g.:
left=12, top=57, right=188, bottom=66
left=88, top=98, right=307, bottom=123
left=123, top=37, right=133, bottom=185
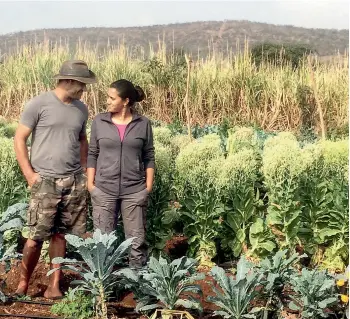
left=13, top=60, right=96, bottom=300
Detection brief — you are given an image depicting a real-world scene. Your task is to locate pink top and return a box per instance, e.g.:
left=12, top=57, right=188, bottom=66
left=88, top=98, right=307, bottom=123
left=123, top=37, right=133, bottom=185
left=115, top=124, right=127, bottom=142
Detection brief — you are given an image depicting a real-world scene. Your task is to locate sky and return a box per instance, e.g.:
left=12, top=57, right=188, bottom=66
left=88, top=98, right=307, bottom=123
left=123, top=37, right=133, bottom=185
left=0, top=0, right=348, bottom=35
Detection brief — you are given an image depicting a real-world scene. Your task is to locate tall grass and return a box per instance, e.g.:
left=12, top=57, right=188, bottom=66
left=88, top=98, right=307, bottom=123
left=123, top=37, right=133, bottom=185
left=0, top=39, right=348, bottom=134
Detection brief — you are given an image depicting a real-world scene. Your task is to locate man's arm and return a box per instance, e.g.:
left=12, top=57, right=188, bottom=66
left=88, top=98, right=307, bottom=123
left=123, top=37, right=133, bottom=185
left=79, top=132, right=88, bottom=172
left=14, top=124, right=38, bottom=187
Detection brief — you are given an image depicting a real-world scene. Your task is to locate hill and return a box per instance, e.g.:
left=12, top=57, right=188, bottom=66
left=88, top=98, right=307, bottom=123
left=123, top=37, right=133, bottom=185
left=0, top=20, right=348, bottom=57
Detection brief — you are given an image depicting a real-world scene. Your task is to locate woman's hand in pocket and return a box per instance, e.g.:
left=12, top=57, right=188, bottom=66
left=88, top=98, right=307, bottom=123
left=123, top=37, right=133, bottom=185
left=87, top=167, right=96, bottom=193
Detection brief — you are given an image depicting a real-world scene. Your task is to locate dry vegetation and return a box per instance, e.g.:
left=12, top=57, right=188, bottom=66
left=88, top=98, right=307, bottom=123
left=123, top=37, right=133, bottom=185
left=0, top=39, right=348, bottom=135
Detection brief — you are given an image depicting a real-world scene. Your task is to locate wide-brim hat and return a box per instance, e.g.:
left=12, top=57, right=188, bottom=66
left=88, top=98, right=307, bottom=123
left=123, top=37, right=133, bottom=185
left=53, top=60, right=97, bottom=84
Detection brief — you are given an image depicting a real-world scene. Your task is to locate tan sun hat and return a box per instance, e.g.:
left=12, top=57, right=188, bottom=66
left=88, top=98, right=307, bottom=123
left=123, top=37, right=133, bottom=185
left=53, top=60, right=97, bottom=84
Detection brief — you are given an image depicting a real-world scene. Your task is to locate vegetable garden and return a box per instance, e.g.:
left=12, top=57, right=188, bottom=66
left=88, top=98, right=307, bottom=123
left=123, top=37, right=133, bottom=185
left=0, top=38, right=348, bottom=319
left=0, top=116, right=348, bottom=319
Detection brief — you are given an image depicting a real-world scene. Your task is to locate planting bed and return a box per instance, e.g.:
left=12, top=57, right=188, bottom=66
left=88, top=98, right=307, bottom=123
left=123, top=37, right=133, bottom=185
left=0, top=257, right=304, bottom=319
left=0, top=260, right=218, bottom=319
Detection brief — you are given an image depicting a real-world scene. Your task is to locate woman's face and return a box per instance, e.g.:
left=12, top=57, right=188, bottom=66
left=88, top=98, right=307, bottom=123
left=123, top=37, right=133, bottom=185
left=107, top=88, right=129, bottom=113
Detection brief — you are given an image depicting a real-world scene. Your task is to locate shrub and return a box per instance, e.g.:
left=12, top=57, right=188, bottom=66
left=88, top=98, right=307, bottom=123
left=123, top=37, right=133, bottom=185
left=146, top=142, right=175, bottom=255
left=50, top=289, right=94, bottom=319
left=0, top=122, right=18, bottom=139
left=169, top=134, right=192, bottom=156
left=210, top=149, right=263, bottom=257
left=263, top=133, right=310, bottom=250
left=175, top=134, right=223, bottom=198
left=0, top=137, right=28, bottom=214
left=251, top=42, right=314, bottom=68
left=153, top=127, right=173, bottom=147
left=299, top=140, right=348, bottom=271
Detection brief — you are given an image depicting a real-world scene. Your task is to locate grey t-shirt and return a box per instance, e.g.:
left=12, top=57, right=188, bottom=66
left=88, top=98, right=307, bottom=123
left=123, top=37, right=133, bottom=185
left=20, top=91, right=88, bottom=178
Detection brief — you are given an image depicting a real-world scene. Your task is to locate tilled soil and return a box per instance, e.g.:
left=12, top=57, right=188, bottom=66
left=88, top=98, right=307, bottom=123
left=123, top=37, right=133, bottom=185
left=0, top=259, right=220, bottom=319
left=0, top=235, right=303, bottom=319
left=164, top=235, right=189, bottom=259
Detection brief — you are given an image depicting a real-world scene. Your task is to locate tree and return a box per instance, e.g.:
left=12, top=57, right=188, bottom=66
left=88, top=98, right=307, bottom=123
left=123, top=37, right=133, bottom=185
left=251, top=43, right=316, bottom=68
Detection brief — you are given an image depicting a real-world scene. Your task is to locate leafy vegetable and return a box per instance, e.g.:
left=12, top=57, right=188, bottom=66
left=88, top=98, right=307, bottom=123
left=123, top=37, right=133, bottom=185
left=48, top=230, right=134, bottom=318
left=289, top=268, right=338, bottom=318
left=208, top=257, right=264, bottom=319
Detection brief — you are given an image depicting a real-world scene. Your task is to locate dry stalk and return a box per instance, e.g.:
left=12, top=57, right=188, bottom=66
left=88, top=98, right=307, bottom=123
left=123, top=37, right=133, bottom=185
left=308, top=56, right=326, bottom=139
left=184, top=54, right=192, bottom=139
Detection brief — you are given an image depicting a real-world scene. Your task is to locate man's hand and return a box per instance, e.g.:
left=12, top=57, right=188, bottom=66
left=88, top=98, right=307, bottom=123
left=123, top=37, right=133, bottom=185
left=87, top=183, right=95, bottom=193
left=14, top=124, right=37, bottom=186
left=27, top=172, right=40, bottom=188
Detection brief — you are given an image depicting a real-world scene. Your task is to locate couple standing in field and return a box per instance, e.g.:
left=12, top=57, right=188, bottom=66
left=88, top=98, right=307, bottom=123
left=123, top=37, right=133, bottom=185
left=13, top=60, right=155, bottom=299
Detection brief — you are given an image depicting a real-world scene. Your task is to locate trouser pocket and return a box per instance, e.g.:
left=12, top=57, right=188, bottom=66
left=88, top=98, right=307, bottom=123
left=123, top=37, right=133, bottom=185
left=91, top=187, right=118, bottom=234
left=27, top=201, right=39, bottom=226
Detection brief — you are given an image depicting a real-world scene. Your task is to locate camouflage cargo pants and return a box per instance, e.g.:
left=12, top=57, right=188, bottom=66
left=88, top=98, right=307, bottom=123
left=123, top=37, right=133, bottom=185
left=27, top=173, right=87, bottom=241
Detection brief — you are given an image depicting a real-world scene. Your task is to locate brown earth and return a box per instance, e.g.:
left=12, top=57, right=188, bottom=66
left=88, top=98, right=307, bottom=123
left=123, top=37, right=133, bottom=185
left=0, top=259, right=220, bottom=319
left=0, top=235, right=305, bottom=319
left=0, top=260, right=305, bottom=319
left=164, top=235, right=189, bottom=258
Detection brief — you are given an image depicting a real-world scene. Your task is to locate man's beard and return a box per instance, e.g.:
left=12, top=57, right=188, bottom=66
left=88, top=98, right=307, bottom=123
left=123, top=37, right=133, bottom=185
left=69, top=90, right=83, bottom=100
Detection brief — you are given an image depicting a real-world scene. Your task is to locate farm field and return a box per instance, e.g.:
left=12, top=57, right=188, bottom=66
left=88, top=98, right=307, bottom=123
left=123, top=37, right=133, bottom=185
left=0, top=41, right=348, bottom=319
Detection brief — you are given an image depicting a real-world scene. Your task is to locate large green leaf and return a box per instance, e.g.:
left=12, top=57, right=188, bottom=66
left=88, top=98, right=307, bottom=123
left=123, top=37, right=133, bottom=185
left=210, top=266, right=231, bottom=294
left=259, top=241, right=276, bottom=252
left=236, top=229, right=246, bottom=243
left=226, top=213, right=242, bottom=232
left=250, top=218, right=264, bottom=234
left=0, top=218, right=22, bottom=232
left=288, top=301, right=299, bottom=311
left=236, top=257, right=252, bottom=282
left=318, top=297, right=337, bottom=308
left=47, top=265, right=84, bottom=277
left=129, top=256, right=202, bottom=312
left=209, top=259, right=262, bottom=319
left=232, top=238, right=243, bottom=257
left=106, top=237, right=135, bottom=272
left=319, top=228, right=341, bottom=241
left=113, top=268, right=138, bottom=281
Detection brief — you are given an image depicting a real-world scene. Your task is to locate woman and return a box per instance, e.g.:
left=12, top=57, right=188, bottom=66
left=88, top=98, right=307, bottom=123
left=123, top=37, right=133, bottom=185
left=87, top=79, right=155, bottom=269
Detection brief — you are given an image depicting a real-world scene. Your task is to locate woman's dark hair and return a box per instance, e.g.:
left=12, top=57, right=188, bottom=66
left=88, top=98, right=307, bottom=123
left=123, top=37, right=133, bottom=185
left=110, top=79, right=145, bottom=106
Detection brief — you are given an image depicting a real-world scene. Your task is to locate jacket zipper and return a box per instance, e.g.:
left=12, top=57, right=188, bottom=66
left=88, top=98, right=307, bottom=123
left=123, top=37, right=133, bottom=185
left=118, top=121, right=133, bottom=197
left=119, top=140, right=123, bottom=197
